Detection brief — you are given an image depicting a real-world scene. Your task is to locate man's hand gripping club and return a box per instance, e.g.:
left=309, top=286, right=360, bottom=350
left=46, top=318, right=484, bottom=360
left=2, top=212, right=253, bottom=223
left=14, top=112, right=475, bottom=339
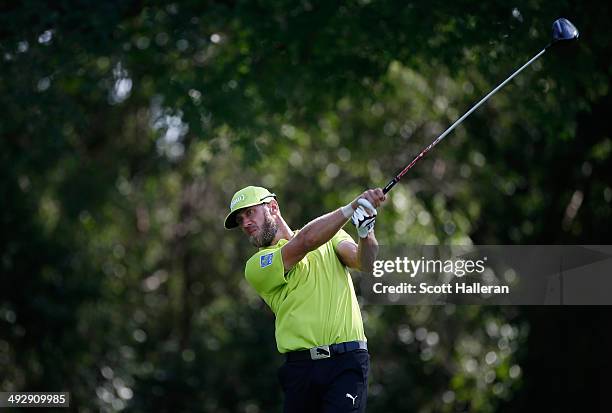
left=340, top=188, right=385, bottom=238
left=352, top=199, right=377, bottom=238
left=283, top=188, right=386, bottom=272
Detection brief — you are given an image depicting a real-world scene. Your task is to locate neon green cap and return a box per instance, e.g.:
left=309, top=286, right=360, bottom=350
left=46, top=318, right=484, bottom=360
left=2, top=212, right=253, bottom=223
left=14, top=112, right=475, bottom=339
left=224, top=186, right=276, bottom=229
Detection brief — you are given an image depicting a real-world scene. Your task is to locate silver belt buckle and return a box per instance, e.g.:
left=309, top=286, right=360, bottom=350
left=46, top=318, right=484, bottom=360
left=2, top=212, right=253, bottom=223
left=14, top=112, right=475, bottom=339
left=309, top=345, right=331, bottom=360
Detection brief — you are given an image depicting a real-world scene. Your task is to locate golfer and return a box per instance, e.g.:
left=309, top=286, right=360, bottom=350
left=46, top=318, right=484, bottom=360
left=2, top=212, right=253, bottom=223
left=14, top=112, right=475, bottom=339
left=225, top=185, right=386, bottom=413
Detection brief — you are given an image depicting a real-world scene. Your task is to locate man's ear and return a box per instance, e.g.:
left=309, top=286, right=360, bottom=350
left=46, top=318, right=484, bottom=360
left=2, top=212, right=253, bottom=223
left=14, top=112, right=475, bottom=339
left=267, top=199, right=280, bottom=215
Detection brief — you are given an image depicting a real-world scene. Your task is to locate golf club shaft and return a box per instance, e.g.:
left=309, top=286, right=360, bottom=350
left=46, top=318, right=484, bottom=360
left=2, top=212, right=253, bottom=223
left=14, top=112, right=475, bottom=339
left=382, top=47, right=548, bottom=194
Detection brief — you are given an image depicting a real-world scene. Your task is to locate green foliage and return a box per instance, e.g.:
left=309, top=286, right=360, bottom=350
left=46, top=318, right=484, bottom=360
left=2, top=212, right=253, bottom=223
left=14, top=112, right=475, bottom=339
left=1, top=1, right=610, bottom=412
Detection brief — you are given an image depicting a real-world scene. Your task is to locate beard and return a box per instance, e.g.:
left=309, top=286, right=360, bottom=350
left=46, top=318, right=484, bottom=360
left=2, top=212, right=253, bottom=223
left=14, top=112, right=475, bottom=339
left=249, top=210, right=278, bottom=248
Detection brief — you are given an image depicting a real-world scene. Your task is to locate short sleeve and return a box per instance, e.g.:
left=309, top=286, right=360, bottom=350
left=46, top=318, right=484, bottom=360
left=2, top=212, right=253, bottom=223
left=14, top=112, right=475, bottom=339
left=245, top=247, right=287, bottom=296
left=332, top=228, right=355, bottom=251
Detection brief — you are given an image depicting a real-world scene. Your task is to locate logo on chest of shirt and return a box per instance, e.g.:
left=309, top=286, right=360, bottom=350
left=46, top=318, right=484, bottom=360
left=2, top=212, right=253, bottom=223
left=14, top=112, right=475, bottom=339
left=260, top=253, right=274, bottom=268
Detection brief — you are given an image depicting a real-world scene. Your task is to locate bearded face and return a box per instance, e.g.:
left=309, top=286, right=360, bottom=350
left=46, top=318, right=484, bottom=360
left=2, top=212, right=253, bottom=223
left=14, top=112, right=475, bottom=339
left=249, top=207, right=278, bottom=248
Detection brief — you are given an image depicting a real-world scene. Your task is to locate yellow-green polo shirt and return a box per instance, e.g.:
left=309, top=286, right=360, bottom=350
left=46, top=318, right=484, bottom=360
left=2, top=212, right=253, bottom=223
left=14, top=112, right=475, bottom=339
left=245, top=229, right=366, bottom=353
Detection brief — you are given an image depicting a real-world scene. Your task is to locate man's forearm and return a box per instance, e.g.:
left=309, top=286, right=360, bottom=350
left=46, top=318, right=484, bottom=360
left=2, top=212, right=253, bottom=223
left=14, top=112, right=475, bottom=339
left=297, top=209, right=350, bottom=252
left=357, top=233, right=379, bottom=272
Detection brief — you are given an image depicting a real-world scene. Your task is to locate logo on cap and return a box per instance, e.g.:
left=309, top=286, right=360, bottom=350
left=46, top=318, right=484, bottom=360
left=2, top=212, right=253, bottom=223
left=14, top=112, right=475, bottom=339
left=230, top=194, right=245, bottom=209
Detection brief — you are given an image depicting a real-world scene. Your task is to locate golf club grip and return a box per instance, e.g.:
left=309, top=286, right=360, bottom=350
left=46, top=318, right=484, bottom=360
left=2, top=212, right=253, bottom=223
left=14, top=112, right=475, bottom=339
left=382, top=179, right=397, bottom=194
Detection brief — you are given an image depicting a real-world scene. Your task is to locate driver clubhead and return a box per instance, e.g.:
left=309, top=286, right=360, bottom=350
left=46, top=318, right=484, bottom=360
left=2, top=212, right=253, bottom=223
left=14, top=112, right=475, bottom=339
left=552, top=18, right=579, bottom=42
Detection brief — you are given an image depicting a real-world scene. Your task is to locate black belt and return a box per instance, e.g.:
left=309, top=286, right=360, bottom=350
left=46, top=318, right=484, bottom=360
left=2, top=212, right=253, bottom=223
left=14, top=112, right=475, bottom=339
left=285, top=341, right=368, bottom=362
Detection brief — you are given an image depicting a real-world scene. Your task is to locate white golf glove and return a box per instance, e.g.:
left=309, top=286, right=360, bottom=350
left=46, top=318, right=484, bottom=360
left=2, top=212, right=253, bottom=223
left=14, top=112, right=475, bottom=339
left=351, top=198, right=377, bottom=238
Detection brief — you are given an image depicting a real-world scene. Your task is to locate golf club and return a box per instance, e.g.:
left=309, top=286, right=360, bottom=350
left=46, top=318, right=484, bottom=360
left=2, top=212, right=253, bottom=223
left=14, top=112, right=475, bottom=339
left=382, top=18, right=579, bottom=194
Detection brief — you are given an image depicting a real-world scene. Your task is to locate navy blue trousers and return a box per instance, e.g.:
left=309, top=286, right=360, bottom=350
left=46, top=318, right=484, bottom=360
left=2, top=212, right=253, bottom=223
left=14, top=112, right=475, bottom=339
left=278, top=350, right=369, bottom=413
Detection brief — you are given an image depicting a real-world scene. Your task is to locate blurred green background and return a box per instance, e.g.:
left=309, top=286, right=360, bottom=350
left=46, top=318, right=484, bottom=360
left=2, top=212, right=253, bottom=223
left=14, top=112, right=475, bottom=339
left=1, top=1, right=611, bottom=412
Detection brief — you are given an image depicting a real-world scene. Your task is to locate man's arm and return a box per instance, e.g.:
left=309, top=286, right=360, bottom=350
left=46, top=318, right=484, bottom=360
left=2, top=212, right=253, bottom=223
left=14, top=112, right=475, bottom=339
left=281, top=208, right=349, bottom=270
left=281, top=188, right=386, bottom=271
left=336, top=234, right=379, bottom=272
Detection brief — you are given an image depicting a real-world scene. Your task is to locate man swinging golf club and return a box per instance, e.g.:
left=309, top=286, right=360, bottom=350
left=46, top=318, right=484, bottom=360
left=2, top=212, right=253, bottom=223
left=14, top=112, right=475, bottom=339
left=222, top=15, right=579, bottom=413
left=225, top=186, right=387, bottom=413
